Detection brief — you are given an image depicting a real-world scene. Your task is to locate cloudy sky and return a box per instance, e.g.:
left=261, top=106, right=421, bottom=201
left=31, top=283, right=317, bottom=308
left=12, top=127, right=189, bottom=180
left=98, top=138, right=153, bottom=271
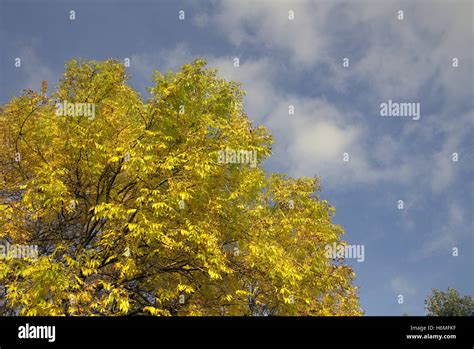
left=1, top=0, right=473, bottom=315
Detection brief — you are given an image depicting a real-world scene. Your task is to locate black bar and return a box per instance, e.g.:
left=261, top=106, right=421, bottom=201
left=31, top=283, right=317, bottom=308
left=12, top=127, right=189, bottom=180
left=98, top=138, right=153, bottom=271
left=0, top=316, right=472, bottom=348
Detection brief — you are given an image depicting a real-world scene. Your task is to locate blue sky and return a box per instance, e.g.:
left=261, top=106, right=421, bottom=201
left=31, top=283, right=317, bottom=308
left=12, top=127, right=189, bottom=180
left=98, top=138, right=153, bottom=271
left=1, top=0, right=473, bottom=315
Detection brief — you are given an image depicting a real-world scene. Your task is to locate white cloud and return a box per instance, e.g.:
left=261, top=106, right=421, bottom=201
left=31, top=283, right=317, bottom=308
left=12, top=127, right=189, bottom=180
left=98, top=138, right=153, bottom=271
left=429, top=111, right=474, bottom=193
left=206, top=56, right=279, bottom=122
left=201, top=0, right=332, bottom=67
left=413, top=202, right=470, bottom=261
left=17, top=46, right=55, bottom=92
left=131, top=0, right=473, bottom=190
left=346, top=1, right=472, bottom=102
left=130, top=43, right=193, bottom=84
left=388, top=275, right=417, bottom=297
left=199, top=0, right=472, bottom=103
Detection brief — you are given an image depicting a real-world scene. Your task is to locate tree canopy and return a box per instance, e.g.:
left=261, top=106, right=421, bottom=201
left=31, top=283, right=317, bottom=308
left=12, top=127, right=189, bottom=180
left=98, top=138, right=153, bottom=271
left=0, top=59, right=362, bottom=316
left=425, top=288, right=473, bottom=316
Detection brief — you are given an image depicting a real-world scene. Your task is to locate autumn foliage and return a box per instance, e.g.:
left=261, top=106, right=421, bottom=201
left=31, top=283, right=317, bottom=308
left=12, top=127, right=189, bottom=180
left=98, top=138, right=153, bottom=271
left=0, top=59, right=362, bottom=316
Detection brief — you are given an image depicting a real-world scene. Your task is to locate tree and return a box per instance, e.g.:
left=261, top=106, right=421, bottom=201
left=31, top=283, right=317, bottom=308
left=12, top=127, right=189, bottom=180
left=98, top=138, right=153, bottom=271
left=0, top=59, right=362, bottom=316
left=425, top=288, right=473, bottom=316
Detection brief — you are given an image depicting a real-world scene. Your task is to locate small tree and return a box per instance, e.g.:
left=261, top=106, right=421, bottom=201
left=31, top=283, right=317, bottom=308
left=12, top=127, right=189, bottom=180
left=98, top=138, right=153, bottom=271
left=425, top=288, right=473, bottom=316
